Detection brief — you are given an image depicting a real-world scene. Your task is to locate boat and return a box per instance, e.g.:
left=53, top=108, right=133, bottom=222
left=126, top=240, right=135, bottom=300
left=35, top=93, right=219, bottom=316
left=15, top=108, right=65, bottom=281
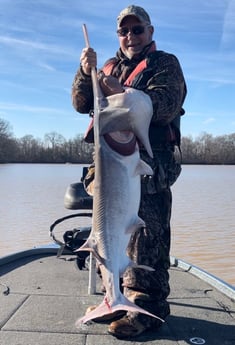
left=0, top=182, right=234, bottom=344
left=1, top=242, right=234, bottom=344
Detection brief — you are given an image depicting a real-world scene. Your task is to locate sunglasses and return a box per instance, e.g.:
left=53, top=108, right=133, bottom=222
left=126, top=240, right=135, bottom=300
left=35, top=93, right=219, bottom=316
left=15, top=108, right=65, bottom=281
left=117, top=25, right=148, bottom=37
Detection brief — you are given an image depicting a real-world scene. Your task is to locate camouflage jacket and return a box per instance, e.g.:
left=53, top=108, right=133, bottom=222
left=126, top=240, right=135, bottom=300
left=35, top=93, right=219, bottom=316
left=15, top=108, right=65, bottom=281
left=72, top=41, right=187, bottom=148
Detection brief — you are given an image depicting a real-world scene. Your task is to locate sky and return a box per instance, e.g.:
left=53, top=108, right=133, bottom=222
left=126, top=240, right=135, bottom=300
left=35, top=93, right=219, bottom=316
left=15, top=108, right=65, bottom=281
left=0, top=0, right=235, bottom=140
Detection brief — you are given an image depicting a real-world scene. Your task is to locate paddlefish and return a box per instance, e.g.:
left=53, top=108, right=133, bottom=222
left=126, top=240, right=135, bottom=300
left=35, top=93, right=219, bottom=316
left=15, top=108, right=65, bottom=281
left=76, top=86, right=164, bottom=325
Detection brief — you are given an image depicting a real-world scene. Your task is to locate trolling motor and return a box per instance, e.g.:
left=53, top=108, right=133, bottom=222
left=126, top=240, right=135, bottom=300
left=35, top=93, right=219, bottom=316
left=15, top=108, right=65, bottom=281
left=50, top=167, right=93, bottom=269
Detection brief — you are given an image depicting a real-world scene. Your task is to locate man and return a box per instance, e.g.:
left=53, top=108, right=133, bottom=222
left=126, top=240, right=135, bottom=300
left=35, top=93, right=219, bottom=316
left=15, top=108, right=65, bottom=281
left=72, top=5, right=186, bottom=338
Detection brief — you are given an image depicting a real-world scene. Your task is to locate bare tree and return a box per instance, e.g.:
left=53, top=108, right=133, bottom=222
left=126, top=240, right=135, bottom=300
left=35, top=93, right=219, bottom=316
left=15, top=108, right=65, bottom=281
left=0, top=118, right=17, bottom=162
left=44, top=131, right=66, bottom=162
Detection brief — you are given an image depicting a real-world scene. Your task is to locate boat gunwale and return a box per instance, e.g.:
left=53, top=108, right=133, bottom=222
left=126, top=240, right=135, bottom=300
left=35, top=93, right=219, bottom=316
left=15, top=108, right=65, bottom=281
left=170, top=256, right=235, bottom=301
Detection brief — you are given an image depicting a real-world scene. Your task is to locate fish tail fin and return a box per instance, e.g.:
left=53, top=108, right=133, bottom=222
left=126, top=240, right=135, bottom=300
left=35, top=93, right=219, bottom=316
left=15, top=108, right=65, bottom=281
left=113, top=294, right=164, bottom=322
left=75, top=299, right=112, bottom=325
left=76, top=293, right=164, bottom=326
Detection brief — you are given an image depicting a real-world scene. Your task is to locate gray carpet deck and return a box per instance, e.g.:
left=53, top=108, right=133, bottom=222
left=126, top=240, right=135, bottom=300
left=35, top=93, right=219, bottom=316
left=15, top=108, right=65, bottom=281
left=0, top=253, right=234, bottom=345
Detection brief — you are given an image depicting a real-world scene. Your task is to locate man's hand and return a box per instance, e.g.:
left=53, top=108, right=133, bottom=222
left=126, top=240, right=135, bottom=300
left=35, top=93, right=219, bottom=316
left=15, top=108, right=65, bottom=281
left=80, top=47, right=97, bottom=75
left=99, top=75, right=124, bottom=96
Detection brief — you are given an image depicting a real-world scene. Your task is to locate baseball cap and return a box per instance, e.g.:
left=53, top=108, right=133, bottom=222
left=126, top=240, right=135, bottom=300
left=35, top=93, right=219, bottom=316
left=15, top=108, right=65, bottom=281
left=117, top=5, right=151, bottom=27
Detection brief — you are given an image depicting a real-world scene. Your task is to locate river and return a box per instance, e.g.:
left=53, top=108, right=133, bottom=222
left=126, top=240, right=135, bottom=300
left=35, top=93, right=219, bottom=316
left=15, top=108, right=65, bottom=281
left=0, top=164, right=234, bottom=287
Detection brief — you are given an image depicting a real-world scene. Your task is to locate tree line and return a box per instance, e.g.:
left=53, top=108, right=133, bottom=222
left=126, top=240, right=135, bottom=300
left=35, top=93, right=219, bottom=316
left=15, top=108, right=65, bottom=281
left=0, top=118, right=235, bottom=164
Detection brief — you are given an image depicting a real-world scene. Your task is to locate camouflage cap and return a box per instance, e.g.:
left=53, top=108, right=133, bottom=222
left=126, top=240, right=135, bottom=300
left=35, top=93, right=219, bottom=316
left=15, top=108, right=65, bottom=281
left=117, top=5, right=151, bottom=27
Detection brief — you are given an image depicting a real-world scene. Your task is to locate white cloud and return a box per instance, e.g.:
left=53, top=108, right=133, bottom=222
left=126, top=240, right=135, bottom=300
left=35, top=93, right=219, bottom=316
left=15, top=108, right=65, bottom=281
left=37, top=62, right=56, bottom=72
left=0, top=35, right=74, bottom=56
left=0, top=102, right=67, bottom=115
left=203, top=118, right=216, bottom=125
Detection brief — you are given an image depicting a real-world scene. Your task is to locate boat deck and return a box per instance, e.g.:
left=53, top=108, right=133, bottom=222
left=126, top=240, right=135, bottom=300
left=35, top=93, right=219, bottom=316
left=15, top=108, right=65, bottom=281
left=0, top=250, right=234, bottom=345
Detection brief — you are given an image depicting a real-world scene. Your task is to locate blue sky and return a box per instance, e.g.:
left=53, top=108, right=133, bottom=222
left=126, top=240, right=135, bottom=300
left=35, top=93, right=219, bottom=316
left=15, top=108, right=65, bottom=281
left=0, top=0, right=235, bottom=140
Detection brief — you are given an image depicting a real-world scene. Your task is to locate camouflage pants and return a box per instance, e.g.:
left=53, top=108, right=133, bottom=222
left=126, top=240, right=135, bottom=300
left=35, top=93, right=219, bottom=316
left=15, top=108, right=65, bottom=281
left=122, top=146, right=180, bottom=327
left=123, top=188, right=171, bottom=327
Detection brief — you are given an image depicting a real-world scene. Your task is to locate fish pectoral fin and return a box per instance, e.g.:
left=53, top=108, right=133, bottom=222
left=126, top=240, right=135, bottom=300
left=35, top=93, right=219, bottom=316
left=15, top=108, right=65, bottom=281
left=135, top=159, right=153, bottom=176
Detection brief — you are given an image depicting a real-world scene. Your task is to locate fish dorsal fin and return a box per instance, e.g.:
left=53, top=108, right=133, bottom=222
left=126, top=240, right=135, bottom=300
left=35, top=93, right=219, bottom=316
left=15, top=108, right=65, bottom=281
left=125, top=216, right=145, bottom=234
left=131, top=263, right=155, bottom=272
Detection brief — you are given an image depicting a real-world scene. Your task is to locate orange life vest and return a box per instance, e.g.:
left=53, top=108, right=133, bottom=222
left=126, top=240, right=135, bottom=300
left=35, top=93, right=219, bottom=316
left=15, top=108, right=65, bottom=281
left=84, top=52, right=182, bottom=146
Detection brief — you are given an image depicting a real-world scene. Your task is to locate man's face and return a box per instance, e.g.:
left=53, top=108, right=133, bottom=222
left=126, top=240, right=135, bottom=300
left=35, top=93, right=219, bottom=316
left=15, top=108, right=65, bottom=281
left=118, top=16, right=153, bottom=59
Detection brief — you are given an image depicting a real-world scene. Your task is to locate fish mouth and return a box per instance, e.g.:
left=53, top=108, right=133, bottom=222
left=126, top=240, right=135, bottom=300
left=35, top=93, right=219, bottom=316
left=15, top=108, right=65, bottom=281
left=104, top=131, right=137, bottom=156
